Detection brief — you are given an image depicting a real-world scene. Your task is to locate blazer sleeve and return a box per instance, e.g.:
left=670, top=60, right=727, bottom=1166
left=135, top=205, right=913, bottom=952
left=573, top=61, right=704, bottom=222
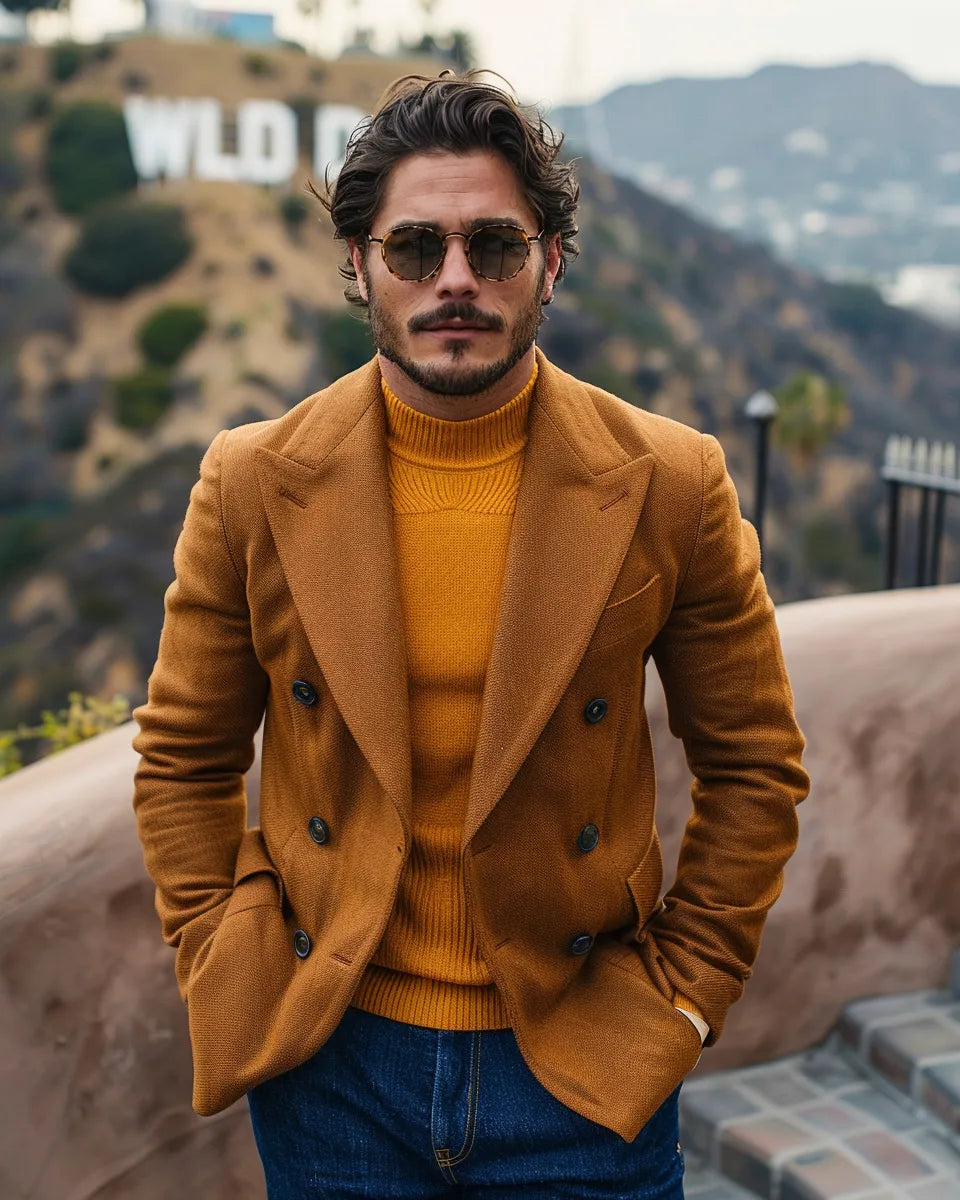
left=646, top=431, right=810, bottom=1044
left=131, top=428, right=269, bottom=1002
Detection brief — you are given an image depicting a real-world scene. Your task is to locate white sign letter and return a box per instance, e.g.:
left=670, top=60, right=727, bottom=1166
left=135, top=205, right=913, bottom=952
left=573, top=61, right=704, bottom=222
left=123, top=96, right=196, bottom=181
left=314, top=104, right=366, bottom=180
left=193, top=99, right=240, bottom=182
left=238, top=100, right=297, bottom=185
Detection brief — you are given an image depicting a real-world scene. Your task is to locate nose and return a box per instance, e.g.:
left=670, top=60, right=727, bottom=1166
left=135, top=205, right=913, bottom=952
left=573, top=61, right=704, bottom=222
left=433, top=233, right=480, bottom=300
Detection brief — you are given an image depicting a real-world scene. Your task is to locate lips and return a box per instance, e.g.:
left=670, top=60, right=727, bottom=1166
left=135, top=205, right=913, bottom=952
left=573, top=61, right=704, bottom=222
left=409, top=306, right=504, bottom=334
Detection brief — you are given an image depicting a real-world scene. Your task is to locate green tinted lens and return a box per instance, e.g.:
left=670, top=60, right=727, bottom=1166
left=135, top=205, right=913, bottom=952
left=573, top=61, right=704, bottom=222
left=469, top=226, right=530, bottom=280
left=383, top=227, right=444, bottom=279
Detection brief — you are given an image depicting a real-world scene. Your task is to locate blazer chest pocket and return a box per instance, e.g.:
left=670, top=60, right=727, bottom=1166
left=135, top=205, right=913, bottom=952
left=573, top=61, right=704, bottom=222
left=587, top=573, right=662, bottom=655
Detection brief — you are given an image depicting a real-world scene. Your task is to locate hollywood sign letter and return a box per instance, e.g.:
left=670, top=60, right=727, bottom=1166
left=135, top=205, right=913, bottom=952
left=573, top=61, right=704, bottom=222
left=123, top=97, right=366, bottom=184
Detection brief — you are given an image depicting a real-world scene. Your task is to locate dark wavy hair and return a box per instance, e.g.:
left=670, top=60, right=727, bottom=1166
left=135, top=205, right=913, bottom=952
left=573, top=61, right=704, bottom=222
left=307, top=70, right=580, bottom=308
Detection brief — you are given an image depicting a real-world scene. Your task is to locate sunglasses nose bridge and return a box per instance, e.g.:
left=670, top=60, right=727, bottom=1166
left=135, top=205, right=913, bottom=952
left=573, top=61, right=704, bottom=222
left=433, top=230, right=476, bottom=283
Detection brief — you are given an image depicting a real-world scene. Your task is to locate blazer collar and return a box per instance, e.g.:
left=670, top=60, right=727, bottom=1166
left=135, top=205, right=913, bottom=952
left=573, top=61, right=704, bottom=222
left=254, top=348, right=655, bottom=844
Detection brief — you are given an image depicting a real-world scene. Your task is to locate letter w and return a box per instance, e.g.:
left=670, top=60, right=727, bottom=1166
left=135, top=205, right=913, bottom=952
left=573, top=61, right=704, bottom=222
left=123, top=97, right=197, bottom=181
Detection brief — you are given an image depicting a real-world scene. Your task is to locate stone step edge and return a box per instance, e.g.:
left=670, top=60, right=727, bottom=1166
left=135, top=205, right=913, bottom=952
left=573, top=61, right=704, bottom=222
left=834, top=1034, right=960, bottom=1154
left=679, top=1027, right=960, bottom=1199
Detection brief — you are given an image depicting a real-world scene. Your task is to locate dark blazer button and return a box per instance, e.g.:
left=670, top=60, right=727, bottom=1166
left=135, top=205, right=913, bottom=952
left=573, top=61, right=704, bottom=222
left=584, top=697, right=608, bottom=723
left=293, top=929, right=312, bottom=958
left=570, top=932, right=594, bottom=956
left=308, top=816, right=330, bottom=845
left=577, top=823, right=600, bottom=852
left=292, top=680, right=317, bottom=706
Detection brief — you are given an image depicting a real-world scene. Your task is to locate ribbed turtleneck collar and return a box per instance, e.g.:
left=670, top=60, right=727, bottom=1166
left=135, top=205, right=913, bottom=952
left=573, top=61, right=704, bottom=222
left=381, top=363, right=537, bottom=469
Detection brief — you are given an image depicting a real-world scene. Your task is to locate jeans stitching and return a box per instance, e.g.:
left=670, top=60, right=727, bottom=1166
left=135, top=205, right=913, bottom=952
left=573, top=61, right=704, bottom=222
left=437, top=1030, right=481, bottom=1169
left=431, top=1033, right=460, bottom=1184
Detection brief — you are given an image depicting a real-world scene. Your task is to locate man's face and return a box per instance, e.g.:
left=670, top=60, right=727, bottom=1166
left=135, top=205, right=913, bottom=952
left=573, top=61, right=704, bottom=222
left=349, top=149, right=562, bottom=397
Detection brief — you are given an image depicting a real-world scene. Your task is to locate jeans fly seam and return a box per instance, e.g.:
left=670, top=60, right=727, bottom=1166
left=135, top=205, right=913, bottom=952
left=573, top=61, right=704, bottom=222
left=430, top=1032, right=460, bottom=1183
left=436, top=1030, right=481, bottom=1168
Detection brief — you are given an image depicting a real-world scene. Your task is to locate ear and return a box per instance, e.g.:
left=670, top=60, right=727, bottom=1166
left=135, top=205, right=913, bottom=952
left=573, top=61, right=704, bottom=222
left=541, top=232, right=562, bottom=304
left=348, top=238, right=369, bottom=303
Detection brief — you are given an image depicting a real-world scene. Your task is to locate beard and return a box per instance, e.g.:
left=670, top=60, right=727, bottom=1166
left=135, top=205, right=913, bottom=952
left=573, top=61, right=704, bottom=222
left=364, top=262, right=546, bottom=397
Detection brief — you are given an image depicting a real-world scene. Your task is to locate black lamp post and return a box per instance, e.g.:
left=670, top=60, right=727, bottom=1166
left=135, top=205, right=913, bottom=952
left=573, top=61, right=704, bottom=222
left=744, top=389, right=779, bottom=563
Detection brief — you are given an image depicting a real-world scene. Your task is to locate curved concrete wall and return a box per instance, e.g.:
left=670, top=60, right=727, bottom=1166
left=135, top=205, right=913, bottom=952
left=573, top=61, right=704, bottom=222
left=1, top=585, right=958, bottom=1196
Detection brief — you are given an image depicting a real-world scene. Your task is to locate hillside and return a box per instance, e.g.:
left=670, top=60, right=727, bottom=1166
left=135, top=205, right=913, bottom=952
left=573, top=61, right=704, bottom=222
left=1, top=36, right=959, bottom=735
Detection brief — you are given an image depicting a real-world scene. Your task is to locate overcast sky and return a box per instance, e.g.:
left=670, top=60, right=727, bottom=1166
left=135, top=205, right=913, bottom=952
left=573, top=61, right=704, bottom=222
left=25, top=0, right=960, bottom=106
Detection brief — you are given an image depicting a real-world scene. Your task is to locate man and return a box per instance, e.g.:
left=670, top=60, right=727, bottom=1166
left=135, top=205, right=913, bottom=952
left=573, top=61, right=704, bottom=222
left=132, top=72, right=810, bottom=1198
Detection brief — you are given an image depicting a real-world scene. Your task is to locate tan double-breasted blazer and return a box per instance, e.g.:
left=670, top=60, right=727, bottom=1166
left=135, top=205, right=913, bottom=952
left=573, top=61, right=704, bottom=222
left=131, top=348, right=810, bottom=1142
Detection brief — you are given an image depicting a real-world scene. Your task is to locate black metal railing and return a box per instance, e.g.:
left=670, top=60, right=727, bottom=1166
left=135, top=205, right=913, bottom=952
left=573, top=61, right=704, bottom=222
left=882, top=435, right=959, bottom=588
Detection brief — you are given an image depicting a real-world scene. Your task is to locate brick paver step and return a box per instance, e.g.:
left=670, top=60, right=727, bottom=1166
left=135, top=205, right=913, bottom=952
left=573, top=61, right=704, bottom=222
left=679, top=1036, right=960, bottom=1198
left=837, top=985, right=960, bottom=1135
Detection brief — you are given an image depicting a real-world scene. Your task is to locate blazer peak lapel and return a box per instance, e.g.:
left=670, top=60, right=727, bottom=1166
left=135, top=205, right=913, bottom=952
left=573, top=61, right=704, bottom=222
left=253, top=363, right=413, bottom=834
left=464, top=356, right=655, bottom=848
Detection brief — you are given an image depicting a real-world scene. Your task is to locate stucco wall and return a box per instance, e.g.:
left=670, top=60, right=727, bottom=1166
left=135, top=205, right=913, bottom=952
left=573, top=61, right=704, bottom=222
left=1, top=584, right=958, bottom=1197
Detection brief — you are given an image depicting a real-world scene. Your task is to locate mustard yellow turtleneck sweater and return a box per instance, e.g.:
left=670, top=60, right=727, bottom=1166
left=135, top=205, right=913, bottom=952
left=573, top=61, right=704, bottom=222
left=347, top=360, right=708, bottom=1041
left=348, top=364, right=538, bottom=1030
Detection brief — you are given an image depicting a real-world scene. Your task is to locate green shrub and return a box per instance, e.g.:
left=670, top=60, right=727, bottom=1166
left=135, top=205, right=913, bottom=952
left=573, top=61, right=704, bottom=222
left=65, top=200, right=192, bottom=296
left=320, top=312, right=374, bottom=377
left=136, top=302, right=208, bottom=367
left=802, top=512, right=879, bottom=589
left=113, top=364, right=174, bottom=430
left=76, top=585, right=124, bottom=625
left=50, top=409, right=90, bottom=452
left=244, top=51, right=275, bottom=77
left=0, top=140, right=23, bottom=195
left=49, top=41, right=83, bottom=83
left=824, top=282, right=901, bottom=340
left=46, top=101, right=138, bottom=214
left=279, top=192, right=309, bottom=229
left=0, top=691, right=131, bottom=777
left=25, top=87, right=52, bottom=121
left=89, top=41, right=116, bottom=63
left=578, top=360, right=645, bottom=409
left=0, top=511, right=49, bottom=580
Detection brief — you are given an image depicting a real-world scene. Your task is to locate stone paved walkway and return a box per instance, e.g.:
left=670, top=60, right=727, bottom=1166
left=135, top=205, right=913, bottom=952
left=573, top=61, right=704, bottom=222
left=678, top=954, right=960, bottom=1198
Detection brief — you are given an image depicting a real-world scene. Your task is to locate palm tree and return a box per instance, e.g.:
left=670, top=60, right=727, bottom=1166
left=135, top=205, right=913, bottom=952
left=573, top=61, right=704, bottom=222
left=773, top=371, right=851, bottom=472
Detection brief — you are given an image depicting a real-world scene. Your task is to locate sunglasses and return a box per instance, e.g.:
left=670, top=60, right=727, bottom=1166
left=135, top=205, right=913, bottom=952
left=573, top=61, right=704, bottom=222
left=367, top=223, right=544, bottom=282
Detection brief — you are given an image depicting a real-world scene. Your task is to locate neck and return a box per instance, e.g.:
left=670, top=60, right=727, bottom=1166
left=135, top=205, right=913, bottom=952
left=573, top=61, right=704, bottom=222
left=377, top=347, right=537, bottom=421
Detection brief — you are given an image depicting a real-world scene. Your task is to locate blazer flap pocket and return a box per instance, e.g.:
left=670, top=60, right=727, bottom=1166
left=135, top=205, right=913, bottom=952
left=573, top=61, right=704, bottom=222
left=233, top=826, right=284, bottom=906
left=588, top=573, right=662, bottom=653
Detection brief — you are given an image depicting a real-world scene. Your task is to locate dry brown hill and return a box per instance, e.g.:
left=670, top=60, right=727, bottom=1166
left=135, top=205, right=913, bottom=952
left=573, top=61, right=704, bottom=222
left=1, top=35, right=959, bottom=735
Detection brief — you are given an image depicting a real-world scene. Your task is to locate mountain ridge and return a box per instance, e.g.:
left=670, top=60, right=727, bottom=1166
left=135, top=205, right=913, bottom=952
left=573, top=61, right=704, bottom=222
left=551, top=61, right=960, bottom=299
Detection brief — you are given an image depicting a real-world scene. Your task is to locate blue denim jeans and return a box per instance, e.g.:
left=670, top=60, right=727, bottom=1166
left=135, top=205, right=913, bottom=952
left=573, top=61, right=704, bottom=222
left=247, top=1004, right=685, bottom=1198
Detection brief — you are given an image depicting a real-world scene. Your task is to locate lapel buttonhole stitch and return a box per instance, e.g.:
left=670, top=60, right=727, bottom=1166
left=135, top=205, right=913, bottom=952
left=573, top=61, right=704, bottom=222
left=278, top=484, right=308, bottom=509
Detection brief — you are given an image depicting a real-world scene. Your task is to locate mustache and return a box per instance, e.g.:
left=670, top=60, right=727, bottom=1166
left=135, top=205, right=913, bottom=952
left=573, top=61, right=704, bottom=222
left=407, top=302, right=505, bottom=334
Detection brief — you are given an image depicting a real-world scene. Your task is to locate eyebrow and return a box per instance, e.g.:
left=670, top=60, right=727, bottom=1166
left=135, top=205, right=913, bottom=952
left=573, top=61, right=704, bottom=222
left=386, top=216, right=529, bottom=234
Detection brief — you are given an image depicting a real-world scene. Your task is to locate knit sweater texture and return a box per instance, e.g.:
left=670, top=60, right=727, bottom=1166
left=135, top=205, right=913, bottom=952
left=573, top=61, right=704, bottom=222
left=348, top=364, right=538, bottom=1029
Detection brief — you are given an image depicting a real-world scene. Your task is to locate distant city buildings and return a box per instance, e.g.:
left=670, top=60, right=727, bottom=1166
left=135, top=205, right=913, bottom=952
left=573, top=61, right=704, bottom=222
left=0, top=4, right=27, bottom=43
left=2, top=0, right=278, bottom=47
left=883, top=265, right=960, bottom=326
left=194, top=8, right=276, bottom=45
